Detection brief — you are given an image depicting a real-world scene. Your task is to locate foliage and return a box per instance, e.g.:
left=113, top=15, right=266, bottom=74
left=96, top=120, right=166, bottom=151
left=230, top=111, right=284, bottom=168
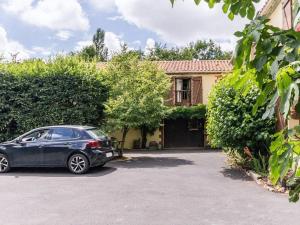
left=103, top=52, right=170, bottom=153
left=77, top=45, right=98, bottom=62
left=93, top=28, right=108, bottom=61
left=172, top=0, right=300, bottom=202
left=232, top=18, right=300, bottom=201
left=207, top=73, right=276, bottom=155
left=251, top=152, right=269, bottom=177
left=146, top=40, right=232, bottom=60
left=171, top=0, right=259, bottom=20
left=268, top=128, right=300, bottom=202
left=225, top=148, right=252, bottom=169
left=166, top=104, right=206, bottom=119
left=0, top=56, right=107, bottom=142
left=76, top=28, right=108, bottom=62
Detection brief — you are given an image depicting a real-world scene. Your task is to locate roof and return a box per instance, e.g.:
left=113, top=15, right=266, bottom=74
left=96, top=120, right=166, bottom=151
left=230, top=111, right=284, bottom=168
left=155, top=60, right=232, bottom=74
left=259, top=0, right=281, bottom=17
left=97, top=60, right=232, bottom=74
left=33, top=125, right=96, bottom=130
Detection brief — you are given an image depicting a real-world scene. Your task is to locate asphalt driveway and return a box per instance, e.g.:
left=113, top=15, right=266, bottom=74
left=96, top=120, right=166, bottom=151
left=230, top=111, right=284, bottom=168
left=1, top=150, right=300, bottom=225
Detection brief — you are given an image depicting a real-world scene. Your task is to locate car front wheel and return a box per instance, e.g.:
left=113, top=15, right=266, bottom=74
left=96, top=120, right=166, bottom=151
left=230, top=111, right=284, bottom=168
left=68, top=154, right=90, bottom=174
left=0, top=154, right=10, bottom=173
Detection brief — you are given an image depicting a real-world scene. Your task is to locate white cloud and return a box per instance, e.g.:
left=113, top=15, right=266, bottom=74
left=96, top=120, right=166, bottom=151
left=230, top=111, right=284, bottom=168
left=144, top=38, right=155, bottom=55
left=104, top=32, right=122, bottom=56
left=88, top=0, right=116, bottom=12
left=75, top=40, right=93, bottom=51
left=56, top=31, right=72, bottom=41
left=109, top=0, right=250, bottom=50
left=1, top=0, right=89, bottom=31
left=75, top=31, right=123, bottom=57
left=0, top=26, right=32, bottom=61
left=32, top=46, right=52, bottom=56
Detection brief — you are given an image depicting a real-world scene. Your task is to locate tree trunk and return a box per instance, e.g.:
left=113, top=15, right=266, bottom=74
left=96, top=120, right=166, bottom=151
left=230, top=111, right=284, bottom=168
left=141, top=126, right=147, bottom=149
left=120, top=126, right=128, bottom=157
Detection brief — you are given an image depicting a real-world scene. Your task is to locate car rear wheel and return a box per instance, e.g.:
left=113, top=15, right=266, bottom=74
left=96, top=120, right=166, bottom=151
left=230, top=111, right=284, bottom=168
left=0, top=154, right=10, bottom=173
left=68, top=154, right=90, bottom=174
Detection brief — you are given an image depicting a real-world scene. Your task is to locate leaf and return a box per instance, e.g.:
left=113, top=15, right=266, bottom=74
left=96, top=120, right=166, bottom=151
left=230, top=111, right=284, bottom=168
left=247, top=4, right=255, bottom=20
left=222, top=3, right=229, bottom=13
left=208, top=0, right=215, bottom=8
left=228, top=12, right=234, bottom=20
left=234, top=31, right=244, bottom=37
left=194, top=0, right=201, bottom=5
left=253, top=56, right=267, bottom=71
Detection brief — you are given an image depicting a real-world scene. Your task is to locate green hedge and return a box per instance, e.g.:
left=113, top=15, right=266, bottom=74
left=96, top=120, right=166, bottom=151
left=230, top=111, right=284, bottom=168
left=0, top=56, right=107, bottom=141
left=207, top=73, right=275, bottom=156
left=166, top=104, right=206, bottom=119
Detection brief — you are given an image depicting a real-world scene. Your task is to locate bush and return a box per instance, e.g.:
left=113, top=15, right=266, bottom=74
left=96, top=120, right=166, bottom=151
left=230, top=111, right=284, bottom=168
left=0, top=56, right=107, bottom=141
left=166, top=104, right=206, bottom=119
left=207, top=73, right=276, bottom=157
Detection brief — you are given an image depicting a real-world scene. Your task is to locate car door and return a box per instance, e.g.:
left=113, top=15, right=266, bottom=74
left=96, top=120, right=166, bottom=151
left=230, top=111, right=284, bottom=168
left=11, top=129, right=48, bottom=166
left=40, top=128, right=78, bottom=166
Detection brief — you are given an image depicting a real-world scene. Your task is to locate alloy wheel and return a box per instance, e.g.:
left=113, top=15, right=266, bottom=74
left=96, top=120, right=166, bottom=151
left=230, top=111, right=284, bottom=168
left=0, top=155, right=9, bottom=172
left=70, top=155, right=87, bottom=173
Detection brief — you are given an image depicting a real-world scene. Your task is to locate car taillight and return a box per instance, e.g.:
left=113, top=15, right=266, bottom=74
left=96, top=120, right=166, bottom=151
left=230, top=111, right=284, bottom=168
left=86, top=140, right=101, bottom=149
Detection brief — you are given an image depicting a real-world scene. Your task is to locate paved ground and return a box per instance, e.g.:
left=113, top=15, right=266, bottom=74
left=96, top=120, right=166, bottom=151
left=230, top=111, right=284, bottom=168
left=1, top=150, right=300, bottom=225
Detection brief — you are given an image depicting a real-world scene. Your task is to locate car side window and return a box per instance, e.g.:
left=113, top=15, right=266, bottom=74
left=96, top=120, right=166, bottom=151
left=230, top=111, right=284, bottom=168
left=21, top=129, right=49, bottom=142
left=49, top=128, right=76, bottom=141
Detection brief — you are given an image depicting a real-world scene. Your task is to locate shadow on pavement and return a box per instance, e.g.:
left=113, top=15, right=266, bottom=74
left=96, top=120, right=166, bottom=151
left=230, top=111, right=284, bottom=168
left=110, top=156, right=194, bottom=169
left=220, top=167, right=252, bottom=181
left=123, top=149, right=221, bottom=155
left=1, top=166, right=117, bottom=178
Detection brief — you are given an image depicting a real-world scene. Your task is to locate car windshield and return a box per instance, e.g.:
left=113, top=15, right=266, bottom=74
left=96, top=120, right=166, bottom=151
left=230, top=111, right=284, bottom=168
left=86, top=129, right=107, bottom=139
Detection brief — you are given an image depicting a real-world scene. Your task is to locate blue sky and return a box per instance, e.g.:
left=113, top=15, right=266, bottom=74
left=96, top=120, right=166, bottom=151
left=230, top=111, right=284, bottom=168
left=0, top=0, right=266, bottom=61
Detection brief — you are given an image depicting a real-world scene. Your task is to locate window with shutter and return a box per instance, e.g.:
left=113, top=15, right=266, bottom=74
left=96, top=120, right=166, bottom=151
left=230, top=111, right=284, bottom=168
left=175, top=78, right=191, bottom=106
left=191, top=77, right=203, bottom=105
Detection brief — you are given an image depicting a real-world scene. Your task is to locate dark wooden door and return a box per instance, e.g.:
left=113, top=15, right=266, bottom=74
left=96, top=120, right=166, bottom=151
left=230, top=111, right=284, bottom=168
left=164, top=118, right=204, bottom=148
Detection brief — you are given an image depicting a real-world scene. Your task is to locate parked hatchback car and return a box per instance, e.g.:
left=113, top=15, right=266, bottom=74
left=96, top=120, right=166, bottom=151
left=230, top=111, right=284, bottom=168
left=0, top=125, right=118, bottom=174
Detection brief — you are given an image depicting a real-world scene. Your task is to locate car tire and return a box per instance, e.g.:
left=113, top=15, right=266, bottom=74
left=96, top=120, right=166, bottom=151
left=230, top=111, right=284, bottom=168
left=0, top=153, right=10, bottom=173
left=68, top=154, right=90, bottom=174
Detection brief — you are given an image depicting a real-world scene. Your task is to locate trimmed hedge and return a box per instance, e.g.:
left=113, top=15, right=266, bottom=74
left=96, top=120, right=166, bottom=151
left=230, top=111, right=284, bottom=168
left=0, top=56, right=107, bottom=141
left=207, top=73, right=276, bottom=156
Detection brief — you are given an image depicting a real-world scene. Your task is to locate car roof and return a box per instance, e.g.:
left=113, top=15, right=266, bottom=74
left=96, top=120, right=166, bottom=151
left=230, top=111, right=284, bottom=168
left=35, top=125, right=96, bottom=130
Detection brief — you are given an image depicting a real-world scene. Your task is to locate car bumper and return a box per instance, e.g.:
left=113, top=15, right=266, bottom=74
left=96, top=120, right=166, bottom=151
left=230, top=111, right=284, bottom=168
left=89, top=148, right=119, bottom=167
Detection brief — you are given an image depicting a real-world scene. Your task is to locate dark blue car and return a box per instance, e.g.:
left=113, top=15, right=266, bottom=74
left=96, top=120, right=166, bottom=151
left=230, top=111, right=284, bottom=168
left=0, top=125, right=118, bottom=174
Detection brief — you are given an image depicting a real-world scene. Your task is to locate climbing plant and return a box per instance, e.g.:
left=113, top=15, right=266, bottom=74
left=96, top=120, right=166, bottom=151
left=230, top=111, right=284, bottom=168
left=171, top=0, right=300, bottom=202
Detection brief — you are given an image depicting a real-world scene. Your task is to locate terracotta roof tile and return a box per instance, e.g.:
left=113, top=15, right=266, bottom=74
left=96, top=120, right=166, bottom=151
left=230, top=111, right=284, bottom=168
left=97, top=60, right=232, bottom=74
left=155, top=60, right=232, bottom=74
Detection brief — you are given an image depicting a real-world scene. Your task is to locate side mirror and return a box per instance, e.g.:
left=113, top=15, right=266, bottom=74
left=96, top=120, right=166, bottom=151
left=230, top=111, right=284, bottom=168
left=15, top=138, right=21, bottom=144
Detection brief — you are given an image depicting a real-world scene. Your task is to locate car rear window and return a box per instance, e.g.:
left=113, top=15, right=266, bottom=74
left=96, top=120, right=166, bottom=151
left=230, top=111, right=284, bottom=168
left=86, top=129, right=107, bottom=139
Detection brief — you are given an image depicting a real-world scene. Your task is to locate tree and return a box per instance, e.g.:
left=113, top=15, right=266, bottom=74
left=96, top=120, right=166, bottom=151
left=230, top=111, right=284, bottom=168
left=146, top=40, right=232, bottom=60
left=0, top=56, right=107, bottom=141
left=103, top=52, right=170, bottom=155
left=93, top=28, right=108, bottom=61
left=77, top=45, right=98, bottom=61
left=171, top=0, right=300, bottom=202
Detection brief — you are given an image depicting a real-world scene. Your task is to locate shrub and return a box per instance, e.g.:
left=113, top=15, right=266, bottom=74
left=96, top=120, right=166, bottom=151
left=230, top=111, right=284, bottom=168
left=0, top=56, right=107, bottom=141
left=207, top=73, right=276, bottom=157
left=166, top=104, right=206, bottom=119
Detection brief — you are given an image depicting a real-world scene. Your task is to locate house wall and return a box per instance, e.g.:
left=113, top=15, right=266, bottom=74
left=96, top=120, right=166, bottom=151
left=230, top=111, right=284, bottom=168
left=110, top=128, right=161, bottom=149
left=269, top=1, right=283, bottom=28
left=109, top=73, right=220, bottom=149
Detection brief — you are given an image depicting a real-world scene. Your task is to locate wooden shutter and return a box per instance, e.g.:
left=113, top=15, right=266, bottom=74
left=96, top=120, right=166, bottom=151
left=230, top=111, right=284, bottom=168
left=165, top=77, right=175, bottom=106
left=191, top=77, right=203, bottom=105
left=283, top=0, right=293, bottom=30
